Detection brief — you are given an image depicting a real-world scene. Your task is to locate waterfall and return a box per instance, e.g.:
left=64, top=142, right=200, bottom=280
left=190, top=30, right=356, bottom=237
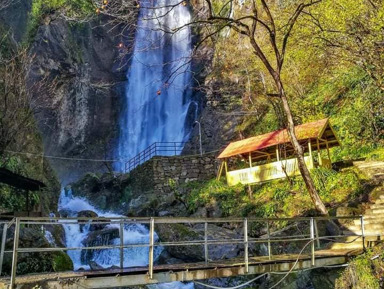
left=56, top=1, right=196, bottom=287
left=114, top=0, right=194, bottom=170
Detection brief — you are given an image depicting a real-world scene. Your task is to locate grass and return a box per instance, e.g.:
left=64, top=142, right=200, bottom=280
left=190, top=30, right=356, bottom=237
left=335, top=243, right=384, bottom=289
left=184, top=167, right=365, bottom=222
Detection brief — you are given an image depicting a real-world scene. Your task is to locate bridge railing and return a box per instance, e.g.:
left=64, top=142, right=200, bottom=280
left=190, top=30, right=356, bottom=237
left=0, top=216, right=370, bottom=288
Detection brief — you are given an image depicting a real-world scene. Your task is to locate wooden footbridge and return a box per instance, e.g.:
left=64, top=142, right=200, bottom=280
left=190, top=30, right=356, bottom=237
left=0, top=216, right=379, bottom=289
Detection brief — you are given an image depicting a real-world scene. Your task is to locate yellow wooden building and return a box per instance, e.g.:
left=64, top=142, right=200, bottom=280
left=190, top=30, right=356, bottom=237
left=217, top=118, right=340, bottom=186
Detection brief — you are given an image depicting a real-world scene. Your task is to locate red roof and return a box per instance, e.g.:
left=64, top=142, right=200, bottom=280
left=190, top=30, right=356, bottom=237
left=218, top=118, right=333, bottom=159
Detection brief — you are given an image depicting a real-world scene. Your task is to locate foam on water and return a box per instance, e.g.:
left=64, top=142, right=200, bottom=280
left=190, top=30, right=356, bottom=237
left=59, top=188, right=161, bottom=270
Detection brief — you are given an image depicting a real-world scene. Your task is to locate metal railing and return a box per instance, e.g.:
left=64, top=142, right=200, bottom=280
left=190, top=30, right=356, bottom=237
left=0, top=215, right=372, bottom=288
left=125, top=142, right=186, bottom=172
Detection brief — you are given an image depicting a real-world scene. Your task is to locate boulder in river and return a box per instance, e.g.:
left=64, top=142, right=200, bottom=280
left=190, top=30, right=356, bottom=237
left=80, top=227, right=120, bottom=264
left=155, top=223, right=244, bottom=262
left=77, top=210, right=109, bottom=232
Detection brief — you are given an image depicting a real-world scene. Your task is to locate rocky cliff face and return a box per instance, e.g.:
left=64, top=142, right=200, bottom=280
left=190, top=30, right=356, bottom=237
left=0, top=0, right=61, bottom=214
left=28, top=14, right=133, bottom=183
left=0, top=0, right=31, bottom=42
left=2, top=0, right=135, bottom=184
left=1, top=0, right=216, bottom=184
left=184, top=77, right=245, bottom=154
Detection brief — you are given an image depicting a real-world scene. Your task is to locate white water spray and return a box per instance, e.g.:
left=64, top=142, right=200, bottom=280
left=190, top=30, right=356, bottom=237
left=58, top=188, right=162, bottom=270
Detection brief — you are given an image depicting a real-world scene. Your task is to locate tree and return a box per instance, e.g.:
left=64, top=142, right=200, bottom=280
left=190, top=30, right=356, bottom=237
left=183, top=0, right=328, bottom=214
left=0, top=35, right=55, bottom=163
left=303, top=0, right=384, bottom=91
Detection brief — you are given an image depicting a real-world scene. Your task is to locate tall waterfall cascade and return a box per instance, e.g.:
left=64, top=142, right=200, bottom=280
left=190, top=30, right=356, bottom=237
left=56, top=1, right=196, bottom=288
left=114, top=0, right=194, bottom=170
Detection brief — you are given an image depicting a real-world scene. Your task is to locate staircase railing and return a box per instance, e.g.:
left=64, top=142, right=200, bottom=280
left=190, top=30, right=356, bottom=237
left=124, top=142, right=186, bottom=173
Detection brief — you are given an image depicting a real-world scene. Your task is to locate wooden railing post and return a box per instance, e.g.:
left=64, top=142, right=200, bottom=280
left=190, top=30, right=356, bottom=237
left=120, top=221, right=124, bottom=270
left=204, top=222, right=208, bottom=264
left=0, top=223, right=8, bottom=276
left=10, top=218, right=20, bottom=288
left=244, top=218, right=249, bottom=273
left=310, top=218, right=315, bottom=267
left=360, top=215, right=366, bottom=251
left=314, top=219, right=320, bottom=249
left=148, top=218, right=155, bottom=279
left=266, top=221, right=272, bottom=260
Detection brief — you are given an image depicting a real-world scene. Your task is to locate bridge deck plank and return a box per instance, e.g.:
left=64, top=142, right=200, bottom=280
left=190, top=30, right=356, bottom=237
left=0, top=248, right=361, bottom=286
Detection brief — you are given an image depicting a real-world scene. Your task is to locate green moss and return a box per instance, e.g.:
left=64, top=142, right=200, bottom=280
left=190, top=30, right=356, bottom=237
left=335, top=244, right=384, bottom=288
left=172, top=223, right=200, bottom=239
left=0, top=154, right=59, bottom=214
left=122, top=186, right=132, bottom=203
left=185, top=179, right=244, bottom=216
left=366, top=147, right=384, bottom=161
left=52, top=252, right=73, bottom=272
left=26, top=0, right=94, bottom=44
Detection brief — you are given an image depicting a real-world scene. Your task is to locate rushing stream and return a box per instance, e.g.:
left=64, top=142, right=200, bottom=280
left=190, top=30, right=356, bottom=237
left=58, top=188, right=161, bottom=270
left=57, top=1, right=196, bottom=288
left=58, top=188, right=193, bottom=288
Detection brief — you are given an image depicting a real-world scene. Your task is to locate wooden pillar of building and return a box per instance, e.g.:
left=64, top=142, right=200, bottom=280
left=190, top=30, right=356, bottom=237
left=308, top=140, right=313, bottom=158
left=308, top=140, right=313, bottom=168
left=275, top=145, right=280, bottom=162
left=217, top=159, right=229, bottom=181
left=316, top=139, right=322, bottom=166
left=217, top=162, right=224, bottom=181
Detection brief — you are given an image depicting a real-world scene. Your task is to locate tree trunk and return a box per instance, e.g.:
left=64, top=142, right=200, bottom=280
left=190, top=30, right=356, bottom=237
left=276, top=79, right=328, bottom=215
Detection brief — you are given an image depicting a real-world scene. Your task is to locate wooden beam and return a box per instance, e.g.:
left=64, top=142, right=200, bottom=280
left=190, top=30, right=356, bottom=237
left=217, top=162, right=224, bottom=181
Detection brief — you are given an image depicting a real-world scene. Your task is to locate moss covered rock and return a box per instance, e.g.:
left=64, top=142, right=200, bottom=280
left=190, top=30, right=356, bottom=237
left=335, top=243, right=384, bottom=289
left=1, top=227, right=73, bottom=276
left=156, top=223, right=243, bottom=262
left=52, top=251, right=73, bottom=272
left=80, top=227, right=119, bottom=264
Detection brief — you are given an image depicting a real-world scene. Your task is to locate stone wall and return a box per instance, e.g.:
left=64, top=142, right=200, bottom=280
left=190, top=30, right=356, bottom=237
left=130, top=154, right=218, bottom=195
